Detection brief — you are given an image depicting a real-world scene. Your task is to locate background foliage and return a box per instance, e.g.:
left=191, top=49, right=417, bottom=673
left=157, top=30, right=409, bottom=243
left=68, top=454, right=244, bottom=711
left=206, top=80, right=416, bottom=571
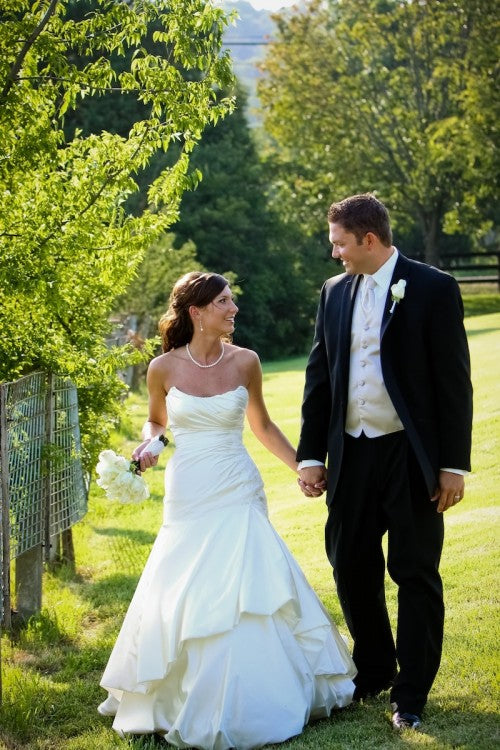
left=259, top=0, right=499, bottom=264
left=0, top=0, right=233, bottom=470
left=61, top=4, right=324, bottom=358
left=172, top=84, right=320, bottom=358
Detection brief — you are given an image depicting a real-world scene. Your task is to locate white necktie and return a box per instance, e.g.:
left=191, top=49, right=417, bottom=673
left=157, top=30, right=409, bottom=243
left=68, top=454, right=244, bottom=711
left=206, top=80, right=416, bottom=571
left=361, top=276, right=376, bottom=316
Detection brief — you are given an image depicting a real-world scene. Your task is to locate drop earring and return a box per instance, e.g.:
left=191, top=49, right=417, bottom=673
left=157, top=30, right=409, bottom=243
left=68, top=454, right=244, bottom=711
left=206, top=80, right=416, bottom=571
left=199, top=319, right=204, bottom=333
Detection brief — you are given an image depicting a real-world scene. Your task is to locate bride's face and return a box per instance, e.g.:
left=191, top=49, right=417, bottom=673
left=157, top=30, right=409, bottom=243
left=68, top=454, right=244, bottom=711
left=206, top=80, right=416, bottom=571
left=201, top=285, right=238, bottom=334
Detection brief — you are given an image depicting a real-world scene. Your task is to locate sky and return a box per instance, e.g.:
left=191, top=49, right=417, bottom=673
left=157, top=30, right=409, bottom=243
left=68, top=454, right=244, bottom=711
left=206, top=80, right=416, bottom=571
left=230, top=0, right=300, bottom=9
left=245, top=0, right=298, bottom=8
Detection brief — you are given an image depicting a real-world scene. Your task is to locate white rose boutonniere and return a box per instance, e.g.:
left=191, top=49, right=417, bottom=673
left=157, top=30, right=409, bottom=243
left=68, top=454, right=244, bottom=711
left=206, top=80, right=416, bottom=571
left=390, top=279, right=407, bottom=313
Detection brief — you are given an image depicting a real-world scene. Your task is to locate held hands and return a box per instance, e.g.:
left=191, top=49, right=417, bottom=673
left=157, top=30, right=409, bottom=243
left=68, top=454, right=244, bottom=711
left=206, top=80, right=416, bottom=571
left=297, top=466, right=327, bottom=498
left=298, top=467, right=465, bottom=509
left=431, top=470, right=465, bottom=513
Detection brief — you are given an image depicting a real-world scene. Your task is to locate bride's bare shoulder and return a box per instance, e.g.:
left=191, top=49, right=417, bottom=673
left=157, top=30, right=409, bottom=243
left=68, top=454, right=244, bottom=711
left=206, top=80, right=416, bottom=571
left=226, top=345, right=261, bottom=384
left=148, top=348, right=186, bottom=377
left=225, top=343, right=260, bottom=364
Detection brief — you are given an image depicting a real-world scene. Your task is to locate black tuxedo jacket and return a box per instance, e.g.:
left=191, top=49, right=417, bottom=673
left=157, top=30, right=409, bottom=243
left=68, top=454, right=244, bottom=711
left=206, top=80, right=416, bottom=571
left=297, top=253, right=473, bottom=502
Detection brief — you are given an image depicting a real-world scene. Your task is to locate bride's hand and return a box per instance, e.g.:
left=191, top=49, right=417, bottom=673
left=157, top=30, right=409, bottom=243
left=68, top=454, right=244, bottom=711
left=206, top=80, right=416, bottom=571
left=132, top=439, right=160, bottom=473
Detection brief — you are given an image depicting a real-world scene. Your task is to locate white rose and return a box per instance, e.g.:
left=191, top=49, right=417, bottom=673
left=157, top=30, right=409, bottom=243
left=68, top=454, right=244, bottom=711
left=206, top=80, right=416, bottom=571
left=106, top=469, right=135, bottom=495
left=109, top=471, right=149, bottom=503
left=96, top=450, right=129, bottom=476
left=391, top=279, right=406, bottom=301
left=128, top=474, right=150, bottom=503
left=96, top=466, right=119, bottom=489
left=389, top=279, right=407, bottom=313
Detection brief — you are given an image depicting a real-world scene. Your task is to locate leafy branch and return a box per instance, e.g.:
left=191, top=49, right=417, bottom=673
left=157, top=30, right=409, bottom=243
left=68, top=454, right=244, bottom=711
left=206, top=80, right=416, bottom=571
left=0, top=0, right=59, bottom=105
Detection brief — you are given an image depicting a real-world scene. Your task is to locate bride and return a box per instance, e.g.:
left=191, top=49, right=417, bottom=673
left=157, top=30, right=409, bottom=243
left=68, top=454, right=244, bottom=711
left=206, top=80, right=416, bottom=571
left=98, top=271, right=356, bottom=749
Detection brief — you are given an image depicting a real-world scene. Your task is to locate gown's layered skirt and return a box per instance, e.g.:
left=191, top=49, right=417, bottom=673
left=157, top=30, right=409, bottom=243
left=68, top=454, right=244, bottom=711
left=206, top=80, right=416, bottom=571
left=100, top=387, right=356, bottom=749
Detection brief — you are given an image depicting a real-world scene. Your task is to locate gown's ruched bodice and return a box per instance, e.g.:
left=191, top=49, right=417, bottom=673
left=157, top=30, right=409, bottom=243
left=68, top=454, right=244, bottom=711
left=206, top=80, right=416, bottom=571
left=100, top=387, right=356, bottom=750
left=164, top=386, right=266, bottom=521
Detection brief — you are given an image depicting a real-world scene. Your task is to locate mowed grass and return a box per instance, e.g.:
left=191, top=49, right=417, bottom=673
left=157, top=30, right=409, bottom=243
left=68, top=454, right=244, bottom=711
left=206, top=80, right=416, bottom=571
left=0, top=312, right=499, bottom=750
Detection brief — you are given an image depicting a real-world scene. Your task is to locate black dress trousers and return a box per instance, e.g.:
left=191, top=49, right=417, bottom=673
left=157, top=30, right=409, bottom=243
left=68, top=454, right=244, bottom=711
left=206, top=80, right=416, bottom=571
left=325, top=431, right=445, bottom=715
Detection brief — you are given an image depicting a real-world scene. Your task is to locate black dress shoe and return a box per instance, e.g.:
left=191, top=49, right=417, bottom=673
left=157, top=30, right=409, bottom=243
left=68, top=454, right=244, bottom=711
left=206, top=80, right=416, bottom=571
left=353, top=672, right=396, bottom=701
left=353, top=685, right=384, bottom=701
left=392, top=711, right=422, bottom=730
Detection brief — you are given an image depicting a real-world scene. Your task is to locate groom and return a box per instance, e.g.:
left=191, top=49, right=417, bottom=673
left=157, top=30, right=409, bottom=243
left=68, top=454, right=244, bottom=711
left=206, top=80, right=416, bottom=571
left=297, top=194, right=472, bottom=730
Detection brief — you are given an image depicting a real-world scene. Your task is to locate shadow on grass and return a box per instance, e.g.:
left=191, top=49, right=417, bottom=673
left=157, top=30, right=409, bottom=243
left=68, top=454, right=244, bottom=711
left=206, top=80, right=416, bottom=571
left=462, top=294, right=500, bottom=317
left=44, top=559, right=141, bottom=611
left=4, top=605, right=117, bottom=678
left=0, top=654, right=116, bottom=746
left=92, top=527, right=157, bottom=546
left=465, top=326, right=499, bottom=337
left=80, top=572, right=141, bottom=611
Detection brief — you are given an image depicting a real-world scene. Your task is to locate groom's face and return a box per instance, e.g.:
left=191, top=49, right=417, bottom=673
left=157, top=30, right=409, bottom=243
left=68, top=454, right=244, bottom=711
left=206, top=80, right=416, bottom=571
left=329, top=222, right=370, bottom=275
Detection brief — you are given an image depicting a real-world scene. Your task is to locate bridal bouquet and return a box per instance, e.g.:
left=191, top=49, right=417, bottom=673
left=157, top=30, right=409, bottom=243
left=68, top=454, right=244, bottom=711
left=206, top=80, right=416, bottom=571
left=96, top=435, right=169, bottom=503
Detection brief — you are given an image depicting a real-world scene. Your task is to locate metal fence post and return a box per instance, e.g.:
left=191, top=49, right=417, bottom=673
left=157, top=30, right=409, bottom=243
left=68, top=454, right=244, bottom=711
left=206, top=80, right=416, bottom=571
left=13, top=374, right=47, bottom=621
left=44, top=373, right=55, bottom=564
left=1, top=382, right=10, bottom=701
left=15, top=545, right=43, bottom=621
left=0, top=384, right=11, bottom=630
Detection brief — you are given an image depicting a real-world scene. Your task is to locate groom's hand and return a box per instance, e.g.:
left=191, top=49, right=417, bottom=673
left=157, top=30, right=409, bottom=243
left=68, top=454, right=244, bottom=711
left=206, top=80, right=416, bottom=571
left=431, top=470, right=465, bottom=513
left=298, top=466, right=327, bottom=497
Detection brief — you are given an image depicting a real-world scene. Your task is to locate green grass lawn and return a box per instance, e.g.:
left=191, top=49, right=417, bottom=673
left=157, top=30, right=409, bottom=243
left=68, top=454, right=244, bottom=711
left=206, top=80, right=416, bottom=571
left=1, top=312, right=499, bottom=750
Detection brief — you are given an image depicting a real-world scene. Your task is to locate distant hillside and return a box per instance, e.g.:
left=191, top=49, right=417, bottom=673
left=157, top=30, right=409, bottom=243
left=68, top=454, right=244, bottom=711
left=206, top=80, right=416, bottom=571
left=221, top=1, right=280, bottom=123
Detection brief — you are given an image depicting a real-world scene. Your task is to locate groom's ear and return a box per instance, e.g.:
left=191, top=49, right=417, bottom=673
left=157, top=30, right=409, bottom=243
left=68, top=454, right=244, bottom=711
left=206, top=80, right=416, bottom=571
left=364, top=232, right=378, bottom=248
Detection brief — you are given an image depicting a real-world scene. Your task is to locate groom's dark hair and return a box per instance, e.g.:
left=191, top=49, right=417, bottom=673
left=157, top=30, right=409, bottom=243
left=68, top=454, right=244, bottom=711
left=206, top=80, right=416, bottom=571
left=327, top=193, right=392, bottom=247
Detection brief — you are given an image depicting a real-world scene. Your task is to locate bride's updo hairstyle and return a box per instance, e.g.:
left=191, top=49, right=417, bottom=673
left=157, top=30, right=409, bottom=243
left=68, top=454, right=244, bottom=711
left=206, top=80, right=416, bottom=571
left=159, top=271, right=229, bottom=352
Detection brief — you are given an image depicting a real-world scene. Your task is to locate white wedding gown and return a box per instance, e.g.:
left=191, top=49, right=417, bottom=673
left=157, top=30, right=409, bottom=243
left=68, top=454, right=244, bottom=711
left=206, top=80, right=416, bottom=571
left=100, top=385, right=356, bottom=749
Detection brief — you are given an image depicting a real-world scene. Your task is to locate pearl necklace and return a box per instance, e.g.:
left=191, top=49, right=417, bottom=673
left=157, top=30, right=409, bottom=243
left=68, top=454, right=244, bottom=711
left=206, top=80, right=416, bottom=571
left=186, top=342, right=225, bottom=368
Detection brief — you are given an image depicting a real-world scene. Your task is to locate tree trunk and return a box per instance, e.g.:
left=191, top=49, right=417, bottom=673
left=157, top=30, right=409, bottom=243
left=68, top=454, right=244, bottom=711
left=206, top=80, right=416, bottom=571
left=420, top=209, right=441, bottom=267
left=61, top=529, right=75, bottom=570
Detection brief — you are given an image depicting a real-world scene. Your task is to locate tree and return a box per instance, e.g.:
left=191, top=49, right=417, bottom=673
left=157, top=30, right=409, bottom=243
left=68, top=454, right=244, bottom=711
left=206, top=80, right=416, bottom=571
left=57, top=4, right=318, bottom=360
left=438, top=0, right=500, bottom=243
left=0, top=0, right=233, bottom=470
left=259, top=0, right=499, bottom=264
left=115, top=233, right=205, bottom=341
left=173, top=84, right=316, bottom=358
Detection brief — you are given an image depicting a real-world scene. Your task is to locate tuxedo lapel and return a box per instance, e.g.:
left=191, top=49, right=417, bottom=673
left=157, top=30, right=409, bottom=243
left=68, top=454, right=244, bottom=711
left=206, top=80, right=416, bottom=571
left=337, top=274, right=360, bottom=394
left=339, top=274, right=359, bottom=353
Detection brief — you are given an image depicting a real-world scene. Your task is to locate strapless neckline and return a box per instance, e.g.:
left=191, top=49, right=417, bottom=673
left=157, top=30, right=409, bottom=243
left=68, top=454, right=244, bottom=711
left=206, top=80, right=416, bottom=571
left=168, top=385, right=248, bottom=399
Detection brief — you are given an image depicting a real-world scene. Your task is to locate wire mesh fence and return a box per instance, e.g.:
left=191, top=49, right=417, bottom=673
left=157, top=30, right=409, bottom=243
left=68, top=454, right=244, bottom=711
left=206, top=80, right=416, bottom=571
left=0, top=372, right=87, bottom=625
left=47, top=377, right=88, bottom=539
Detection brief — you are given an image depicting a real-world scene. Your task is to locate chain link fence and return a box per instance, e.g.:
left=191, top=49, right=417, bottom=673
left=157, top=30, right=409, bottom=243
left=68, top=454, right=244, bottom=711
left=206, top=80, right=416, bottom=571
left=0, top=372, right=87, bottom=626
